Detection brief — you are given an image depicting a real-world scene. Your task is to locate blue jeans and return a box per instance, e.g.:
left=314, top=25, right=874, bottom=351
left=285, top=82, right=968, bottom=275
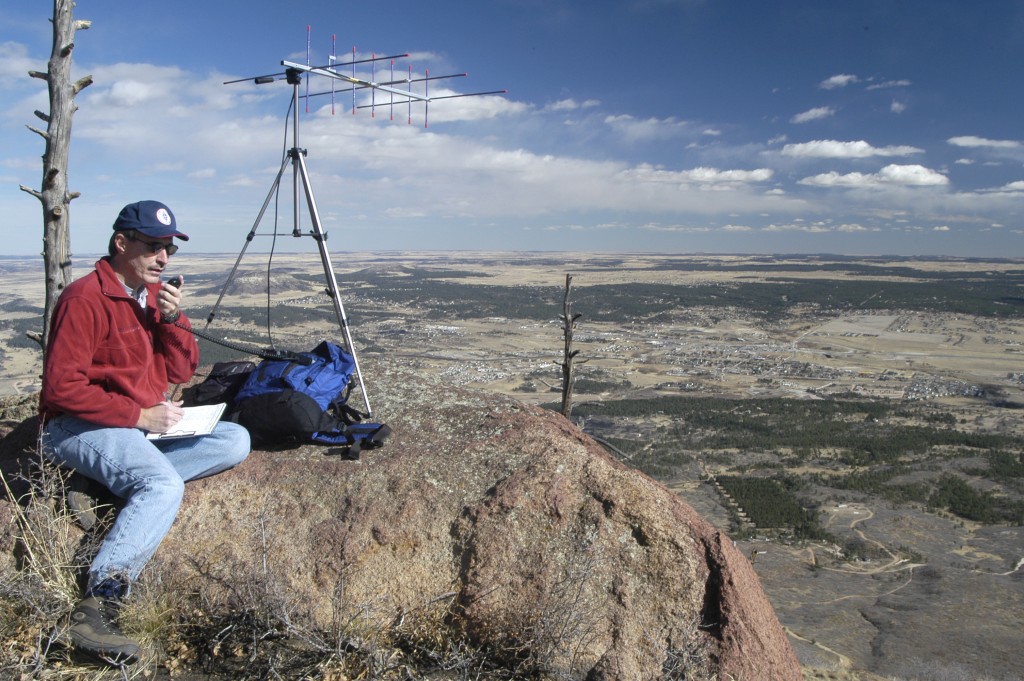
left=42, top=415, right=251, bottom=594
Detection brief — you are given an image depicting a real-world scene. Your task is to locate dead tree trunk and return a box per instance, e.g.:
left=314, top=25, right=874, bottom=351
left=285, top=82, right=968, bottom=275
left=19, top=0, right=92, bottom=360
left=560, top=274, right=583, bottom=418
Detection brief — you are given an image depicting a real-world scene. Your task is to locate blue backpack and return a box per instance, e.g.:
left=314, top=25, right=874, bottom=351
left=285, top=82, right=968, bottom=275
left=227, top=341, right=390, bottom=457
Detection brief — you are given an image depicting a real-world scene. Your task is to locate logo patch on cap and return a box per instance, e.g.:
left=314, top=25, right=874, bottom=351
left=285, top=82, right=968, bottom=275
left=156, top=208, right=173, bottom=226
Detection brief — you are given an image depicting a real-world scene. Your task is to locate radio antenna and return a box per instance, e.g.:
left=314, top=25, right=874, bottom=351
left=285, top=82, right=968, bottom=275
left=210, top=32, right=507, bottom=418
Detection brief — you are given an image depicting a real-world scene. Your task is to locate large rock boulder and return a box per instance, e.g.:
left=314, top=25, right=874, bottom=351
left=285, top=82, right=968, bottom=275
left=164, top=360, right=801, bottom=679
left=1, top=360, right=801, bottom=679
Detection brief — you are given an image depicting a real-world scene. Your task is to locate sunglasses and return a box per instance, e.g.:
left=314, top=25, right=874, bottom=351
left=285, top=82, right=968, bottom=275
left=127, top=233, right=179, bottom=256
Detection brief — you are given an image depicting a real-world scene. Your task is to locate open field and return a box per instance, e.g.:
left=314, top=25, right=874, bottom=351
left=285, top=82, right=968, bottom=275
left=2, top=251, right=1023, bottom=680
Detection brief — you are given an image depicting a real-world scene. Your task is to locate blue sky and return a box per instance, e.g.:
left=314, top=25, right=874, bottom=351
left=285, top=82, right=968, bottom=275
left=2, top=0, right=1023, bottom=258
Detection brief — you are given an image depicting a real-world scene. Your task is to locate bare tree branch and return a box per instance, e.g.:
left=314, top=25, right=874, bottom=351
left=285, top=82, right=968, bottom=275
left=19, top=185, right=43, bottom=200
left=72, top=75, right=93, bottom=95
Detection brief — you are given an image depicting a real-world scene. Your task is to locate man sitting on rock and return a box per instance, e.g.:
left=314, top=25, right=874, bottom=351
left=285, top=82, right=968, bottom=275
left=39, top=200, right=251, bottom=665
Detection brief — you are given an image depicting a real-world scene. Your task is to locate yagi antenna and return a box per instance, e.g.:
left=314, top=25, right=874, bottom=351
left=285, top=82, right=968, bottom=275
left=224, top=43, right=506, bottom=127
left=211, top=32, right=507, bottom=418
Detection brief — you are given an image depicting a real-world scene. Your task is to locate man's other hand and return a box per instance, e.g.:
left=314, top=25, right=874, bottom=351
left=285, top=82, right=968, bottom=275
left=138, top=400, right=184, bottom=433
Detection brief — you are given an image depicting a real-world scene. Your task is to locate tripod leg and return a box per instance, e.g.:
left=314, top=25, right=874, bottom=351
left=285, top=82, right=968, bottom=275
left=205, top=154, right=290, bottom=328
left=294, top=152, right=373, bottom=418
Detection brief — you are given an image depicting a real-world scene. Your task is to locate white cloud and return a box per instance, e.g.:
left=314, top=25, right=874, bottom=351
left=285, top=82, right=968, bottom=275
left=424, top=91, right=524, bottom=123
left=0, top=155, right=38, bottom=171
left=760, top=220, right=877, bottom=234
left=985, top=180, right=1024, bottom=193
left=791, top=106, right=835, bottom=124
left=948, top=136, right=1021, bottom=149
left=150, top=162, right=185, bottom=173
left=890, top=100, right=906, bottom=114
left=622, top=165, right=773, bottom=189
left=799, top=164, right=948, bottom=188
left=301, top=123, right=795, bottom=222
left=866, top=79, right=912, bottom=90
left=544, top=98, right=599, bottom=112
left=84, top=64, right=192, bottom=113
left=0, top=41, right=38, bottom=86
left=546, top=99, right=577, bottom=111
left=867, top=164, right=949, bottom=186
left=684, top=167, right=773, bottom=184
left=819, top=74, right=859, bottom=89
left=763, top=221, right=834, bottom=233
left=604, top=114, right=687, bottom=143
left=782, top=140, right=923, bottom=159
left=225, top=175, right=257, bottom=187
left=383, top=206, right=427, bottom=219
left=837, top=223, right=872, bottom=232
left=638, top=223, right=713, bottom=234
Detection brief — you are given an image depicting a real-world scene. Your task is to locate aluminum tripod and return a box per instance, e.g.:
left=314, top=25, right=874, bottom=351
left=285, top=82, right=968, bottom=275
left=206, top=68, right=372, bottom=417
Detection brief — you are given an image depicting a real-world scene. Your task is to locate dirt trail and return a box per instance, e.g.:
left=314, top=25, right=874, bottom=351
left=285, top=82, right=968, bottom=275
left=812, top=504, right=924, bottom=576
left=785, top=626, right=853, bottom=671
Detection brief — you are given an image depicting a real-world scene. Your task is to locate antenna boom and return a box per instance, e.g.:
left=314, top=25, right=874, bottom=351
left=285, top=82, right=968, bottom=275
left=282, top=60, right=430, bottom=101
left=355, top=89, right=508, bottom=109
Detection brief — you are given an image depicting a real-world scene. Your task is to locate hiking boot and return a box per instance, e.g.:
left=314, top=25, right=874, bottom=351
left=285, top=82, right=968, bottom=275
left=65, top=473, right=118, bottom=532
left=66, top=473, right=101, bottom=531
left=68, top=596, right=141, bottom=665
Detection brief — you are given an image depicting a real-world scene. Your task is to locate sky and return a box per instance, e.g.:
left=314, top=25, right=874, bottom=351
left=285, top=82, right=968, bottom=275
left=1, top=0, right=1023, bottom=258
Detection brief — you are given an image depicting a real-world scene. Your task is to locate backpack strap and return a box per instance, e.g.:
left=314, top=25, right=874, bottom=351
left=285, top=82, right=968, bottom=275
left=255, top=357, right=297, bottom=382
left=331, top=400, right=368, bottom=425
left=312, top=422, right=392, bottom=457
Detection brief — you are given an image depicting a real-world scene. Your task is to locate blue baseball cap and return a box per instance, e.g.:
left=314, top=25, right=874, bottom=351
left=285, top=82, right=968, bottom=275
left=112, top=200, right=189, bottom=241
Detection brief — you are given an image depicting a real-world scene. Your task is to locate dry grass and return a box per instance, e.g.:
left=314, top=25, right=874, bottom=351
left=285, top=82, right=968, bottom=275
left=0, top=448, right=155, bottom=679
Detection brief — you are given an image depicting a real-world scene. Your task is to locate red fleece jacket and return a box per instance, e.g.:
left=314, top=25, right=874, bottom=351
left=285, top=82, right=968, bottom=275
left=40, top=257, right=199, bottom=428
